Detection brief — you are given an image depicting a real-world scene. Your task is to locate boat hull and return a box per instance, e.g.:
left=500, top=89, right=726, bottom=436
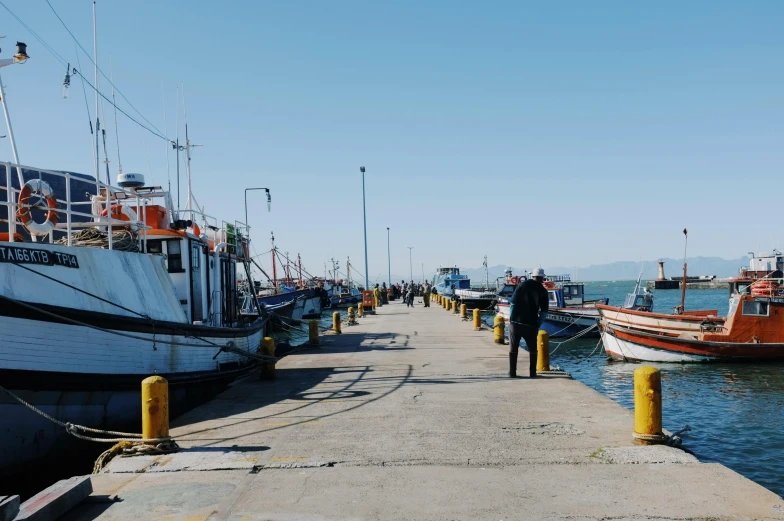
left=602, top=323, right=784, bottom=363
left=0, top=366, right=251, bottom=480
left=496, top=302, right=599, bottom=338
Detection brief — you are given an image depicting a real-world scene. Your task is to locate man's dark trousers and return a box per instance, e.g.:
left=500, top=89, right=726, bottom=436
left=509, top=322, right=539, bottom=377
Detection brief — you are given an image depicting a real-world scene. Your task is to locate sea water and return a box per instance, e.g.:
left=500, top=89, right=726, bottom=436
left=530, top=281, right=783, bottom=498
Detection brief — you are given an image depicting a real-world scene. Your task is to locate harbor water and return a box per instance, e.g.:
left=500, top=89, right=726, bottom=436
left=479, top=281, right=784, bottom=498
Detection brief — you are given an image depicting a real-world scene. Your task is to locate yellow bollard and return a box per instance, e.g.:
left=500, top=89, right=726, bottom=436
left=537, top=330, right=550, bottom=371
left=445, top=298, right=450, bottom=311
left=142, top=376, right=169, bottom=441
left=473, top=309, right=481, bottom=330
left=460, top=303, right=467, bottom=319
left=634, top=366, right=663, bottom=442
left=348, top=306, right=356, bottom=325
left=333, top=311, right=342, bottom=334
left=260, top=337, right=276, bottom=379
left=451, top=300, right=458, bottom=314
left=358, top=302, right=364, bottom=317
left=493, top=315, right=505, bottom=344
left=308, top=320, right=319, bottom=346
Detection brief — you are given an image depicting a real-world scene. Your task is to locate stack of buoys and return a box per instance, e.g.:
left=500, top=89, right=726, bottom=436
left=751, top=279, right=779, bottom=297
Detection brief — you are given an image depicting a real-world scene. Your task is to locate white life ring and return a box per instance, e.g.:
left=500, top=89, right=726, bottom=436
left=16, top=179, right=59, bottom=236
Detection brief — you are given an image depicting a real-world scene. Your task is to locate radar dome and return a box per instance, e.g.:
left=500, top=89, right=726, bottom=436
left=117, top=173, right=145, bottom=188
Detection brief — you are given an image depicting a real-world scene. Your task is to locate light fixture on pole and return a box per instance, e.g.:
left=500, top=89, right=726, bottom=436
left=407, top=246, right=414, bottom=281
left=361, top=166, right=369, bottom=289
left=244, top=188, right=271, bottom=231
left=386, top=227, right=391, bottom=287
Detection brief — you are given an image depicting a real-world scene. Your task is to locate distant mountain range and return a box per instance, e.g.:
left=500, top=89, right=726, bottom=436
left=458, top=256, right=749, bottom=283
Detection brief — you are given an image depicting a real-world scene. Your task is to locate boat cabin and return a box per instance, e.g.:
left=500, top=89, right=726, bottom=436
left=0, top=165, right=257, bottom=329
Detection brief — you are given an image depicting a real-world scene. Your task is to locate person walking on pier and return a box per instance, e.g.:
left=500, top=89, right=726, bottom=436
left=422, top=281, right=431, bottom=307
left=508, top=268, right=549, bottom=378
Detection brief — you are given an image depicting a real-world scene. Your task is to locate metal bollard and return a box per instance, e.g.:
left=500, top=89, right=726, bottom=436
left=309, top=320, right=319, bottom=346
left=633, top=366, right=663, bottom=443
left=493, top=316, right=505, bottom=344
left=358, top=302, right=364, bottom=317
left=333, top=311, right=342, bottom=334
left=451, top=300, right=458, bottom=314
left=460, top=303, right=467, bottom=319
left=537, top=330, right=550, bottom=371
left=142, top=376, right=169, bottom=442
left=473, top=309, right=481, bottom=330
left=348, top=306, right=356, bottom=325
left=260, top=337, right=276, bottom=380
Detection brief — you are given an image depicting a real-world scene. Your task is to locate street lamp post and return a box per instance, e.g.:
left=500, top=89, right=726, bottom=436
left=244, top=187, right=271, bottom=230
left=386, top=227, right=391, bottom=287
left=361, top=166, right=369, bottom=289
left=407, top=246, right=414, bottom=281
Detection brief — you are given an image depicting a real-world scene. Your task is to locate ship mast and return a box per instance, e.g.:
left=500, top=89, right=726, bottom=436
left=271, top=232, right=277, bottom=294
left=679, top=228, right=688, bottom=313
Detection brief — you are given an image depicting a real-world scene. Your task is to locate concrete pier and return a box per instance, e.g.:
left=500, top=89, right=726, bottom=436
left=66, top=302, right=783, bottom=520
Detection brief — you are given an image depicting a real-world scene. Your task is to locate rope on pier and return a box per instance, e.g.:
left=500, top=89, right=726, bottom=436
left=633, top=425, right=692, bottom=447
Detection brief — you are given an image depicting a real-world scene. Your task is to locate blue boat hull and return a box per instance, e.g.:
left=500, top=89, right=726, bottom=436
left=542, top=309, right=600, bottom=338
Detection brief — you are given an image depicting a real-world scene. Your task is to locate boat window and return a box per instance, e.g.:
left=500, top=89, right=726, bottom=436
left=742, top=300, right=769, bottom=316
left=166, top=239, right=184, bottom=273
left=549, top=291, right=557, bottom=304
left=191, top=244, right=200, bottom=269
left=146, top=239, right=163, bottom=254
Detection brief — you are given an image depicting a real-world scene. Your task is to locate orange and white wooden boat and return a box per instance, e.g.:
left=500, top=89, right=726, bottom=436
left=599, top=283, right=784, bottom=362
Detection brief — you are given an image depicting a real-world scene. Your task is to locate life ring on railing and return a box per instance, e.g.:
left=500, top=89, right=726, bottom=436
left=99, top=203, right=138, bottom=223
left=187, top=223, right=201, bottom=237
left=751, top=279, right=778, bottom=297
left=0, top=232, right=24, bottom=242
left=543, top=280, right=556, bottom=289
left=16, top=179, right=59, bottom=236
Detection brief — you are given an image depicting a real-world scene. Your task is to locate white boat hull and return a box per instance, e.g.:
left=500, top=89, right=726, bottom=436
left=600, top=327, right=713, bottom=363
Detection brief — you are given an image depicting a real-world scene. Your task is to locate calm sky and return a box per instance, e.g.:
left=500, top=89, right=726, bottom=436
left=1, top=1, right=782, bottom=283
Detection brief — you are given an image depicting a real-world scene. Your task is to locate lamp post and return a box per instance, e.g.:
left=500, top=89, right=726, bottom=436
left=244, top=187, right=271, bottom=231
left=407, top=246, right=414, bottom=281
left=361, top=166, right=369, bottom=289
left=386, top=227, right=391, bottom=287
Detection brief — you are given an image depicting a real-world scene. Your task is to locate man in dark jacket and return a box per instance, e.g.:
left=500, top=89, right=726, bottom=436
left=508, top=268, right=549, bottom=378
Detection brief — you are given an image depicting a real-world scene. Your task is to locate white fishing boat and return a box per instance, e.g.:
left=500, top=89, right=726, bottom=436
left=0, top=40, right=268, bottom=474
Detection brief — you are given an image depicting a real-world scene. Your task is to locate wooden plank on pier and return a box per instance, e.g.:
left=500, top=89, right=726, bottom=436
left=15, top=476, right=92, bottom=521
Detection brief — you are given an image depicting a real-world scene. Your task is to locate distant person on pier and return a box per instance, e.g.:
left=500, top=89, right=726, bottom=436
left=406, top=281, right=416, bottom=307
left=508, top=267, right=549, bottom=378
left=373, top=284, right=381, bottom=308
left=422, top=281, right=431, bottom=307
left=381, top=282, right=389, bottom=304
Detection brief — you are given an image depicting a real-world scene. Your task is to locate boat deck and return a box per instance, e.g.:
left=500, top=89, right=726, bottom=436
left=63, top=301, right=783, bottom=520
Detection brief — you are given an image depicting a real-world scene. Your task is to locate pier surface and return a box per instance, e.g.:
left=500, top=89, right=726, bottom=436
left=67, top=302, right=783, bottom=520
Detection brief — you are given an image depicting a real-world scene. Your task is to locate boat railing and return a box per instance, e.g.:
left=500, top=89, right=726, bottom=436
left=0, top=162, right=154, bottom=249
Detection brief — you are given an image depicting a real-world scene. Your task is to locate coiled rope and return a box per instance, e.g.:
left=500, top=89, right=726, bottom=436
left=55, top=228, right=140, bottom=252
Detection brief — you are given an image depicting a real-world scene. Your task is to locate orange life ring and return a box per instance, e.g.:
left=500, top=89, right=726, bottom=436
left=16, top=179, right=59, bottom=236
left=0, top=232, right=24, bottom=242
left=751, top=279, right=778, bottom=297
left=187, top=223, right=201, bottom=237
left=99, top=203, right=136, bottom=222
left=543, top=281, right=556, bottom=289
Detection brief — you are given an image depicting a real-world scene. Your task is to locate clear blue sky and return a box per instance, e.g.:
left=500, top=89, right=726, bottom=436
left=2, top=1, right=783, bottom=282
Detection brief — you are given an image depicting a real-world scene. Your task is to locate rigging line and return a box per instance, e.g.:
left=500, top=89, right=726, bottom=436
left=110, top=54, right=122, bottom=174
left=70, top=68, right=169, bottom=141
left=0, top=0, right=67, bottom=66
left=0, top=293, right=272, bottom=357
left=44, top=0, right=165, bottom=136
left=74, top=40, right=94, bottom=162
